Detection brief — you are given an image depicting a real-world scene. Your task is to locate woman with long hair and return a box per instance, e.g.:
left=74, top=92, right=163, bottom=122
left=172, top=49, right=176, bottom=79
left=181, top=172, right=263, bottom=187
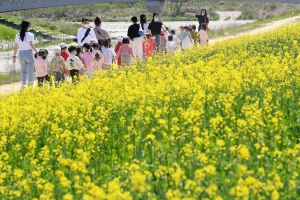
left=13, top=20, right=38, bottom=87
left=139, top=14, right=149, bottom=34
left=186, top=9, right=209, bottom=32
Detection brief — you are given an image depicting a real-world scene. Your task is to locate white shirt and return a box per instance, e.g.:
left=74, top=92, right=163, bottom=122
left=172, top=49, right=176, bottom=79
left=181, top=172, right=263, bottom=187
left=166, top=41, right=176, bottom=54
left=102, top=47, right=116, bottom=65
left=66, top=54, right=84, bottom=70
left=15, top=32, right=34, bottom=50
left=171, top=34, right=179, bottom=45
left=139, top=22, right=149, bottom=33
left=77, top=27, right=97, bottom=46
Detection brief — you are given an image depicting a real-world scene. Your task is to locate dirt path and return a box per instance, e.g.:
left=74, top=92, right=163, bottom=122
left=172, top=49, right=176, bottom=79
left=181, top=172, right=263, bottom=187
left=210, top=15, right=300, bottom=44
left=1, top=15, right=300, bottom=95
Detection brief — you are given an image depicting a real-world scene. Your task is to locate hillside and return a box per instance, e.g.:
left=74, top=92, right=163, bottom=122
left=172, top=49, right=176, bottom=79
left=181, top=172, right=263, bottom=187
left=2, top=1, right=300, bottom=22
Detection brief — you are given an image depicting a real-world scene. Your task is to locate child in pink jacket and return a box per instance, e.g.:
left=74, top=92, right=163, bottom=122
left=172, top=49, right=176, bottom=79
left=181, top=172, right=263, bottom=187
left=81, top=43, right=94, bottom=77
left=117, top=37, right=134, bottom=66
left=92, top=43, right=104, bottom=70
left=34, top=49, right=49, bottom=87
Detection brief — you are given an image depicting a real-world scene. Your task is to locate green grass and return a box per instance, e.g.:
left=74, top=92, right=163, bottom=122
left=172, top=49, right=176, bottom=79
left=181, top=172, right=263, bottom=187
left=0, top=24, right=17, bottom=41
left=0, top=71, right=21, bottom=86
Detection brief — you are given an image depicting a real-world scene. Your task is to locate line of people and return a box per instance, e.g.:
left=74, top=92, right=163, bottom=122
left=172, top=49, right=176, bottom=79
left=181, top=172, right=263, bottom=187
left=13, top=11, right=209, bottom=88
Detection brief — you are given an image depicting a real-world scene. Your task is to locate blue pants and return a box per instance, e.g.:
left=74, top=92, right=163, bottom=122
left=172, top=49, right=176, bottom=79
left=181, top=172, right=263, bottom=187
left=19, top=49, right=34, bottom=86
left=154, top=34, right=161, bottom=51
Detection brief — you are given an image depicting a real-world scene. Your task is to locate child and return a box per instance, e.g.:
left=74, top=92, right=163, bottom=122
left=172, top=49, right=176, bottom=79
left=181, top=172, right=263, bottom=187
left=192, top=25, right=199, bottom=46
left=179, top=26, right=193, bottom=50
left=98, top=39, right=104, bottom=52
left=90, top=39, right=98, bottom=52
left=197, top=24, right=208, bottom=45
left=60, top=43, right=69, bottom=61
left=170, top=29, right=180, bottom=47
left=166, top=35, right=176, bottom=54
left=117, top=37, right=134, bottom=66
left=76, top=46, right=85, bottom=76
left=81, top=43, right=94, bottom=77
left=48, top=47, right=66, bottom=86
left=66, top=46, right=84, bottom=83
left=60, top=43, right=69, bottom=77
left=142, top=33, right=156, bottom=58
left=160, top=31, right=167, bottom=53
left=34, top=49, right=49, bottom=87
left=114, top=37, right=123, bottom=66
left=92, top=43, right=104, bottom=70
left=108, top=38, right=114, bottom=49
left=102, top=39, right=116, bottom=70
left=72, top=38, right=78, bottom=46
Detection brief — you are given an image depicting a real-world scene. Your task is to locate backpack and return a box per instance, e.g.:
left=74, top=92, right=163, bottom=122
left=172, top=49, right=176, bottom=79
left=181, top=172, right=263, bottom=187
left=132, top=24, right=144, bottom=37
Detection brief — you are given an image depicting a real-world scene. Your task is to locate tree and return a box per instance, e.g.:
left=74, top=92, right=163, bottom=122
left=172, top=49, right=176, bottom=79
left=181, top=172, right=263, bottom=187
left=172, top=0, right=189, bottom=15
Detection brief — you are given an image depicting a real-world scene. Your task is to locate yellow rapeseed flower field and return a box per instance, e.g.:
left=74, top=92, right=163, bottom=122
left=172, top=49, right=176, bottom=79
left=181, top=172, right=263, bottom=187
left=1, top=23, right=300, bottom=200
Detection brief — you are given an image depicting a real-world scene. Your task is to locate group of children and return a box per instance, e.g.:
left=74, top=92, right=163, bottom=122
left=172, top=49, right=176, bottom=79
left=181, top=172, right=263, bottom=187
left=33, top=23, right=208, bottom=86
left=179, top=23, right=208, bottom=50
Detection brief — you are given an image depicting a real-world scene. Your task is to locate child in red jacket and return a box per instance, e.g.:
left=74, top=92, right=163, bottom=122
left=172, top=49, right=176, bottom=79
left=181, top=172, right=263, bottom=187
left=114, top=37, right=122, bottom=66
left=142, top=34, right=156, bottom=59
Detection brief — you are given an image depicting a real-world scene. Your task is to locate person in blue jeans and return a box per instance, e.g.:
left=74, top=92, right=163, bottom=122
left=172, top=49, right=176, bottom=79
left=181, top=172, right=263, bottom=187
left=147, top=13, right=168, bottom=52
left=13, top=20, right=38, bottom=88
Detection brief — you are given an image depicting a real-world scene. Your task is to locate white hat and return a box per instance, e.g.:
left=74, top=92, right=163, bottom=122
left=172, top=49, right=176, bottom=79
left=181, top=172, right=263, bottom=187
left=117, top=36, right=123, bottom=43
left=53, top=47, right=61, bottom=54
left=59, top=43, right=67, bottom=48
left=90, top=39, right=98, bottom=43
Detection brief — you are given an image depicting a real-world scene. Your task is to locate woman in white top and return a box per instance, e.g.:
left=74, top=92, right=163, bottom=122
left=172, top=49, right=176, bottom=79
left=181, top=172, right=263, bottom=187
left=13, top=20, right=38, bottom=87
left=139, top=14, right=149, bottom=34
left=77, top=17, right=97, bottom=47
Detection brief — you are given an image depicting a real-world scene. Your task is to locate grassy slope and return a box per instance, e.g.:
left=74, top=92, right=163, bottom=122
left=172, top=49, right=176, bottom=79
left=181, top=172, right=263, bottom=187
left=0, top=24, right=17, bottom=41
left=1, top=1, right=299, bottom=37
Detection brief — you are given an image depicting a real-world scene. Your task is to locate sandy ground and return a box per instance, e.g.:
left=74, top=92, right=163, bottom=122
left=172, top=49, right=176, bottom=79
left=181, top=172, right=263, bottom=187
left=216, top=11, right=242, bottom=21
left=1, top=15, right=300, bottom=95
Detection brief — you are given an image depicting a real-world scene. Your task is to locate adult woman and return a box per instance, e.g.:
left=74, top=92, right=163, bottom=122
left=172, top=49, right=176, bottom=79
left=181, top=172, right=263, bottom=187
left=13, top=20, right=38, bottom=87
left=127, top=16, right=143, bottom=59
left=77, top=17, right=97, bottom=47
left=94, top=16, right=110, bottom=41
left=147, top=13, right=167, bottom=51
left=139, top=14, right=149, bottom=34
left=186, top=9, right=209, bottom=32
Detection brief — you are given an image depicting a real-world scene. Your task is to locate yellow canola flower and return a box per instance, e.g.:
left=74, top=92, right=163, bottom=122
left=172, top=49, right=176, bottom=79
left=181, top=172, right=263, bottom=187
left=1, top=20, right=300, bottom=200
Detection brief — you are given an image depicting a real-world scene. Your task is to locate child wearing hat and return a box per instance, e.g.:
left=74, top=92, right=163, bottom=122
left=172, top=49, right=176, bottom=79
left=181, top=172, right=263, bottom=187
left=48, top=47, right=67, bottom=86
left=60, top=43, right=69, bottom=77
left=114, top=37, right=123, bottom=66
